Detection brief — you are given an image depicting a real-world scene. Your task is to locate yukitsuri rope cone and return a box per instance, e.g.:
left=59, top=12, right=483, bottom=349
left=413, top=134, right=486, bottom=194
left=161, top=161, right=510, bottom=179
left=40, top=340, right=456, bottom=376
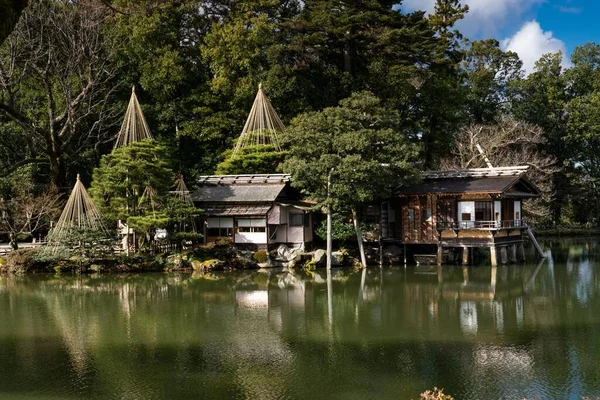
left=173, top=175, right=197, bottom=232
left=114, top=86, right=153, bottom=149
left=46, top=174, right=111, bottom=253
left=173, top=175, right=192, bottom=204
left=232, top=83, right=285, bottom=155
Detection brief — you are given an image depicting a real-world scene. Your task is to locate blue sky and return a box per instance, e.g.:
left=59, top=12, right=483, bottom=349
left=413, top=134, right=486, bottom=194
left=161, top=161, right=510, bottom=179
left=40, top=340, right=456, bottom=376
left=401, top=0, right=600, bottom=74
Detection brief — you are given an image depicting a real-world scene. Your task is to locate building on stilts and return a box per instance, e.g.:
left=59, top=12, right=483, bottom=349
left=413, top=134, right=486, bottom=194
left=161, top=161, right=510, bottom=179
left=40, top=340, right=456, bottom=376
left=379, top=166, right=545, bottom=266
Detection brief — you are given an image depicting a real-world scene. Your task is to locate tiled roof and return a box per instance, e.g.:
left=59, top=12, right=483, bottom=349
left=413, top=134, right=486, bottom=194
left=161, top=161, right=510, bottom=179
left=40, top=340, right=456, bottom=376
left=197, top=174, right=290, bottom=185
left=191, top=184, right=286, bottom=203
left=203, top=205, right=272, bottom=216
left=422, top=166, right=529, bottom=179
left=396, top=177, right=533, bottom=195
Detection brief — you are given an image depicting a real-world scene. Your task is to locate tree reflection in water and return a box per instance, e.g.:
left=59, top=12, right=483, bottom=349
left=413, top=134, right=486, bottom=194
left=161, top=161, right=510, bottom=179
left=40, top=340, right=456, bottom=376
left=1, top=240, right=600, bottom=399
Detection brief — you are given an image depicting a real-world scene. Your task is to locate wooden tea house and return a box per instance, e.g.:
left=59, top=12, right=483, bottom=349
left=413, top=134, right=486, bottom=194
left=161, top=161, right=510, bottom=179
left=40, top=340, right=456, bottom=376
left=380, top=166, right=544, bottom=266
left=191, top=174, right=314, bottom=250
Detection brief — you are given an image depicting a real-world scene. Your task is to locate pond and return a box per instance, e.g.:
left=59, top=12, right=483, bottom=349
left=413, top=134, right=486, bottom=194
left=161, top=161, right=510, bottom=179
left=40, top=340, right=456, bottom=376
left=1, top=238, right=600, bottom=399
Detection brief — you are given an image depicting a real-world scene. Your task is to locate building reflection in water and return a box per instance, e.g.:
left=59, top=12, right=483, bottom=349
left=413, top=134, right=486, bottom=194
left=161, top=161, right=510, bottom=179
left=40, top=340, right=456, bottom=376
left=5, top=241, right=600, bottom=399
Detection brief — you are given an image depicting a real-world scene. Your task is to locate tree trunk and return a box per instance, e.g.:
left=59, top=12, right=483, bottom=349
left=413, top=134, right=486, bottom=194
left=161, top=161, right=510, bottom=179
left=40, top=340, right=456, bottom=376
left=352, top=208, right=367, bottom=268
left=326, top=205, right=332, bottom=270
left=9, top=232, right=18, bottom=250
left=49, top=154, right=67, bottom=191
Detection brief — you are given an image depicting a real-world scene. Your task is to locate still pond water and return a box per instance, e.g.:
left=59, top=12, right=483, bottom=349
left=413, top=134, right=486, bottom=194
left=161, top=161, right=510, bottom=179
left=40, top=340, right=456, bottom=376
left=1, top=239, right=600, bottom=399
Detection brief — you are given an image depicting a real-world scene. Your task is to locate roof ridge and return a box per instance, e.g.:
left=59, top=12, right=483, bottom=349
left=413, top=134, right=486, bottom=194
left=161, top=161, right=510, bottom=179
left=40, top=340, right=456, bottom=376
left=423, top=166, right=529, bottom=179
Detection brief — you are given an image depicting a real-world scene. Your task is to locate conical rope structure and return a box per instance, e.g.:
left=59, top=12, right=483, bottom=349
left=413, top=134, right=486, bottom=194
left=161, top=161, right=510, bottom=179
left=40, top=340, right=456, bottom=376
left=139, top=185, right=160, bottom=214
left=114, top=86, right=153, bottom=149
left=172, top=175, right=197, bottom=232
left=46, top=174, right=111, bottom=250
left=174, top=175, right=193, bottom=204
left=232, top=83, right=285, bottom=155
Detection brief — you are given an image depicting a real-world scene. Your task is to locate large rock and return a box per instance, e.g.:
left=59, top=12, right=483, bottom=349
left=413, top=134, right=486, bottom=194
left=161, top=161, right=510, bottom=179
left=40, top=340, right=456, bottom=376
left=331, top=251, right=345, bottom=266
left=277, top=244, right=301, bottom=262
left=313, top=249, right=326, bottom=266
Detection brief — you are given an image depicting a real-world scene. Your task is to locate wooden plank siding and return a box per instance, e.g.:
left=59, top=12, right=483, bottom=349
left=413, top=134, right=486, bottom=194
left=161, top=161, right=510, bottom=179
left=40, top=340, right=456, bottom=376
left=401, top=195, right=439, bottom=244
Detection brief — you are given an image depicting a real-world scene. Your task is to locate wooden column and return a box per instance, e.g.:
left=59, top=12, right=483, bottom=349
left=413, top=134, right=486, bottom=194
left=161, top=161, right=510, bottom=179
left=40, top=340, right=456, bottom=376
left=518, top=243, right=526, bottom=262
left=462, top=246, right=469, bottom=265
left=500, top=246, right=508, bottom=265
left=510, top=244, right=517, bottom=263
left=437, top=245, right=443, bottom=266
left=490, top=265, right=497, bottom=297
left=490, top=246, right=498, bottom=267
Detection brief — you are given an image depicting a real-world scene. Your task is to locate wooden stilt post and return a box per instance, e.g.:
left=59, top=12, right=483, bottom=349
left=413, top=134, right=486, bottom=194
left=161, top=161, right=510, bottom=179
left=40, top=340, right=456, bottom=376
left=490, top=246, right=498, bottom=267
left=490, top=265, right=497, bottom=297
left=437, top=245, right=443, bottom=266
left=500, top=246, right=508, bottom=265
left=518, top=243, right=526, bottom=262
left=510, top=244, right=517, bottom=263
left=462, top=246, right=469, bottom=265
left=462, top=265, right=469, bottom=284
left=403, top=243, right=407, bottom=265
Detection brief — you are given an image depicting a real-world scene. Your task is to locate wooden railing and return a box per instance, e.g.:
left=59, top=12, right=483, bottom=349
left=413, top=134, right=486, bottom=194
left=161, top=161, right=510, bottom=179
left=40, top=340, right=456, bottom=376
left=437, top=220, right=526, bottom=230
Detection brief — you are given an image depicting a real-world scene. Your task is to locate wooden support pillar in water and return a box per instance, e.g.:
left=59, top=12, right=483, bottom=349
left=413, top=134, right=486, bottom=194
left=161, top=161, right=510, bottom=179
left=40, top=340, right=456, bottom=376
left=403, top=244, right=407, bottom=265
left=490, top=265, right=497, bottom=297
left=519, top=243, right=526, bottom=262
left=490, top=246, right=498, bottom=267
left=462, top=246, right=469, bottom=265
left=500, top=246, right=508, bottom=265
left=437, top=245, right=443, bottom=266
left=510, top=244, right=517, bottom=263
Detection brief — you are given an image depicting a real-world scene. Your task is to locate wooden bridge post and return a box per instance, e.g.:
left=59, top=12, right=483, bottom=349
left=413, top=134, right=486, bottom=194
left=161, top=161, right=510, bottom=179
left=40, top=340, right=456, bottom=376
left=500, top=246, right=508, bottom=265
left=437, top=245, right=443, bottom=266
left=462, top=246, right=469, bottom=265
left=490, top=246, right=498, bottom=267
left=518, top=243, right=526, bottom=262
left=510, top=244, right=517, bottom=263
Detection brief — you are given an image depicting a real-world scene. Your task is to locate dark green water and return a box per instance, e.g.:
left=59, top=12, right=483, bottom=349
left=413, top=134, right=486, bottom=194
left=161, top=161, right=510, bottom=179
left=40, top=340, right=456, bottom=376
left=1, top=239, right=600, bottom=399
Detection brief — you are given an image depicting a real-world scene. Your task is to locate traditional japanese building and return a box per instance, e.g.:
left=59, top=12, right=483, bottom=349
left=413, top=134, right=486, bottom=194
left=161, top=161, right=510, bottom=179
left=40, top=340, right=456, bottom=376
left=380, top=166, right=544, bottom=266
left=191, top=174, right=314, bottom=250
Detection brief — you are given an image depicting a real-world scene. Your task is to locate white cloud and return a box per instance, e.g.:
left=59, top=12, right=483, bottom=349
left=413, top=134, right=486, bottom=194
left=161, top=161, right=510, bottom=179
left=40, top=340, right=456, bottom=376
left=501, top=21, right=571, bottom=75
left=401, top=0, right=544, bottom=37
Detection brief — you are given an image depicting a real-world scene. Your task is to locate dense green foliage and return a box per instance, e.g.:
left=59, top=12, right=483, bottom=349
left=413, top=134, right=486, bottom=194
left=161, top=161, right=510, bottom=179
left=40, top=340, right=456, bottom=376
left=281, top=91, right=420, bottom=211
left=216, top=145, right=288, bottom=175
left=1, top=0, right=600, bottom=226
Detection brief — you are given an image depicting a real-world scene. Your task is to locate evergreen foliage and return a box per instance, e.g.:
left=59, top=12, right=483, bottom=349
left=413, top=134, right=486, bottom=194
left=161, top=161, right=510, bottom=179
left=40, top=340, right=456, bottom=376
left=216, top=145, right=288, bottom=175
left=281, top=91, right=420, bottom=211
left=90, top=139, right=174, bottom=223
left=0, top=0, right=599, bottom=226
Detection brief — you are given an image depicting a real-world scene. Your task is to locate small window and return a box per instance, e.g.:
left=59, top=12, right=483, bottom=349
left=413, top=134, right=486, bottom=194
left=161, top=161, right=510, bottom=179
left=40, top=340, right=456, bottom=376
left=290, top=213, right=304, bottom=226
left=461, top=213, right=471, bottom=221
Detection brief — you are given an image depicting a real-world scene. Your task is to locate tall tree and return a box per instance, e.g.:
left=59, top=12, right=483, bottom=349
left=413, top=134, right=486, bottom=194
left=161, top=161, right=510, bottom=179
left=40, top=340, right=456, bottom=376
left=415, top=0, right=469, bottom=167
left=0, top=0, right=119, bottom=189
left=510, top=52, right=569, bottom=224
left=281, top=91, right=420, bottom=266
left=462, top=39, right=523, bottom=124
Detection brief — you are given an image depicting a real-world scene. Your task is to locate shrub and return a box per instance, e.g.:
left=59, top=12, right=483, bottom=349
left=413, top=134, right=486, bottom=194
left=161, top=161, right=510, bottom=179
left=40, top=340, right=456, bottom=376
left=419, top=388, right=454, bottom=400
left=252, top=250, right=269, bottom=263
left=3, top=248, right=40, bottom=274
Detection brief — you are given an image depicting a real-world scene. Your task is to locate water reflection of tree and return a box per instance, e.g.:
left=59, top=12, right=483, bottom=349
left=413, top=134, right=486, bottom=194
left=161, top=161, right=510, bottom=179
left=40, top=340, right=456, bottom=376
left=3, top=242, right=600, bottom=398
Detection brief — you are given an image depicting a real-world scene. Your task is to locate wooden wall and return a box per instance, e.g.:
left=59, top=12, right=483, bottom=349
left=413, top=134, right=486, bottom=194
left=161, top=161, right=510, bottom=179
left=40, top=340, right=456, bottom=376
left=401, top=195, right=438, bottom=244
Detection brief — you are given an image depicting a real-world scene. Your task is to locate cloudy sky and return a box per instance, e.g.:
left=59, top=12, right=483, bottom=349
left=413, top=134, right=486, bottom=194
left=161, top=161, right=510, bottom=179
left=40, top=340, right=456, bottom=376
left=400, top=0, right=598, bottom=74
